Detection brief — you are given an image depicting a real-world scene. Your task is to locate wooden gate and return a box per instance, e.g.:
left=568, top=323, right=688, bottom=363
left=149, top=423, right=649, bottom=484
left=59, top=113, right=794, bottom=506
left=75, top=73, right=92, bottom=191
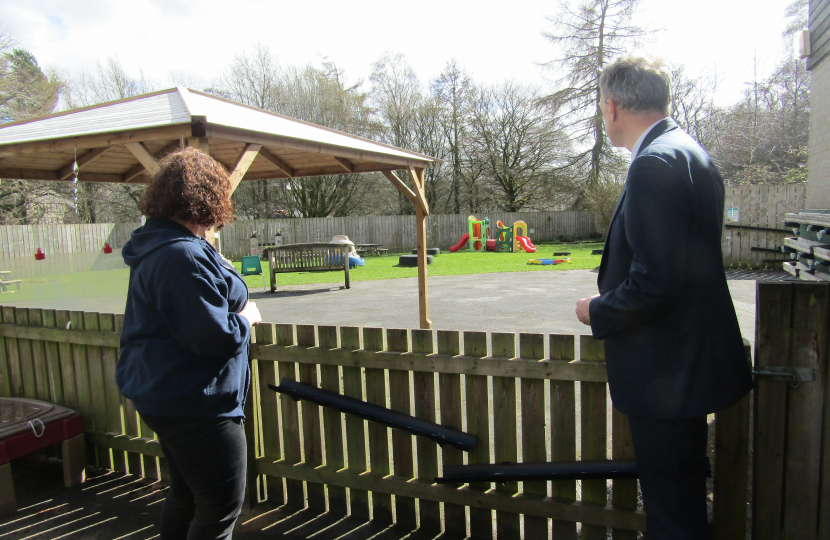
left=753, top=282, right=830, bottom=539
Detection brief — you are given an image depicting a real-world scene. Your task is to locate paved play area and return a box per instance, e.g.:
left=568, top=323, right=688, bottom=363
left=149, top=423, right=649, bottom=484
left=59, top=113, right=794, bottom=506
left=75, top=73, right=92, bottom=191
left=248, top=269, right=763, bottom=345
left=4, top=268, right=780, bottom=347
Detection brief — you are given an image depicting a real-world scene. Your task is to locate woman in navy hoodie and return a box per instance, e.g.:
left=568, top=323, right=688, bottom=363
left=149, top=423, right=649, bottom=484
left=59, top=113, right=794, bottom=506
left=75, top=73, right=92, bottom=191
left=116, top=148, right=262, bottom=540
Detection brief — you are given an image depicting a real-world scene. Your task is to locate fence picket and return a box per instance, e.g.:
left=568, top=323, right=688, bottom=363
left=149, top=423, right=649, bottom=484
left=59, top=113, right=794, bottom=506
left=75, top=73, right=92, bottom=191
left=550, top=334, right=578, bottom=540
left=340, top=326, right=369, bottom=519
left=492, top=332, right=521, bottom=539
left=255, top=323, right=284, bottom=505
left=363, top=327, right=393, bottom=523
left=464, top=331, right=493, bottom=539
left=412, top=329, right=440, bottom=533
left=519, top=332, right=549, bottom=539
left=387, top=328, right=416, bottom=530
left=275, top=323, right=304, bottom=507
left=437, top=330, right=465, bottom=536
left=318, top=325, right=347, bottom=515
left=580, top=335, right=609, bottom=540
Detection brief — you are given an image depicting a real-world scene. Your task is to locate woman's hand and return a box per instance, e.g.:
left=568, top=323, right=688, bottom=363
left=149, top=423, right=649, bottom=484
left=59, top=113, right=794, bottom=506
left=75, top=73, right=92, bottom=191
left=239, top=301, right=262, bottom=326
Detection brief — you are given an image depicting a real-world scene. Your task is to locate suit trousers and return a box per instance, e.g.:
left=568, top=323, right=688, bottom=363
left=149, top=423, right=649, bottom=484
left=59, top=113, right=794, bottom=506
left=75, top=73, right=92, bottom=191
left=627, top=414, right=710, bottom=540
left=141, top=414, right=247, bottom=540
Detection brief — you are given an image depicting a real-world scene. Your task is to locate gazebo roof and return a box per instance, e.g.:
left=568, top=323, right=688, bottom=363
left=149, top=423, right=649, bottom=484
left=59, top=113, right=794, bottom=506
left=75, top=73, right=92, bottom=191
left=0, top=87, right=437, bottom=183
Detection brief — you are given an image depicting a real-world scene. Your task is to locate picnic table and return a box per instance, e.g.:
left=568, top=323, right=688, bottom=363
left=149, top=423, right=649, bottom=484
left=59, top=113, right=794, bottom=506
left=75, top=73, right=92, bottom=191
left=355, top=244, right=388, bottom=256
left=0, top=271, right=21, bottom=293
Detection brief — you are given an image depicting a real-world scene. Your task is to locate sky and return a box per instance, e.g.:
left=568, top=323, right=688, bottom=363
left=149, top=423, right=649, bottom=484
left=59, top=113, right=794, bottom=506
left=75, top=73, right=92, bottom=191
left=0, top=0, right=800, bottom=107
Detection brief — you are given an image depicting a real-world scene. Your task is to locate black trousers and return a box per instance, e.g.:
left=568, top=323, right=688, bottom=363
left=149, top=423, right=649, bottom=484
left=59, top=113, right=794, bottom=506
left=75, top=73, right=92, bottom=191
left=141, top=415, right=247, bottom=540
left=627, top=414, right=710, bottom=540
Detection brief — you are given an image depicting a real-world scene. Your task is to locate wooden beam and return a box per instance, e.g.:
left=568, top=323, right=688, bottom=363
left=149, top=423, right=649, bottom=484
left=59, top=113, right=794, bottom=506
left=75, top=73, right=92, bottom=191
left=409, top=166, right=429, bottom=216
left=0, top=124, right=193, bottom=158
left=123, top=141, right=182, bottom=183
left=0, top=168, right=59, bottom=181
left=186, top=137, right=210, bottom=154
left=58, top=147, right=111, bottom=180
left=228, top=143, right=262, bottom=193
left=382, top=170, right=418, bottom=205
left=334, top=156, right=354, bottom=173
left=125, top=142, right=161, bottom=177
left=259, top=147, right=295, bottom=177
left=206, top=124, right=433, bottom=171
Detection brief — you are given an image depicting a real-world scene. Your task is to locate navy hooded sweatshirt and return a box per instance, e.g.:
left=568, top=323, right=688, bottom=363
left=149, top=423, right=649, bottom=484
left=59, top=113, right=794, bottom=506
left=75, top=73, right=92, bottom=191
left=116, top=218, right=251, bottom=418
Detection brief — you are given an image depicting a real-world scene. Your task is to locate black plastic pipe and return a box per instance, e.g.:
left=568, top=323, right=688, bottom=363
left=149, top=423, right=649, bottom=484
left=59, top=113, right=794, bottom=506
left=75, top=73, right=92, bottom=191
left=268, top=378, right=477, bottom=451
left=435, top=460, right=639, bottom=484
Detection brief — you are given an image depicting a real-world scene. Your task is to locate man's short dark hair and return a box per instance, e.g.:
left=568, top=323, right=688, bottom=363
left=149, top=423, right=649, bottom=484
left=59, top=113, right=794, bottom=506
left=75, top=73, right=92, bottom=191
left=599, top=56, right=671, bottom=115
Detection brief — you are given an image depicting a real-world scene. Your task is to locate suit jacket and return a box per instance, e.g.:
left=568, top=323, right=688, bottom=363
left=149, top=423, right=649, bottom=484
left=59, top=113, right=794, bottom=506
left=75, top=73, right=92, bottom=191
left=589, top=118, right=753, bottom=419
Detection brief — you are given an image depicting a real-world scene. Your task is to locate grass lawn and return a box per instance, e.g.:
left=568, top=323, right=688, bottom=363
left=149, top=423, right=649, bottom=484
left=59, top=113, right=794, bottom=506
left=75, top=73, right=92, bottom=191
left=244, top=241, right=604, bottom=289
left=0, top=241, right=604, bottom=303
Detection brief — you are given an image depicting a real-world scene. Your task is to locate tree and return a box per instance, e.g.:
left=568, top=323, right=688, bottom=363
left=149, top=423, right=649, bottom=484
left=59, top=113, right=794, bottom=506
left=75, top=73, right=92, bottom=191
left=541, top=0, right=649, bottom=195
left=0, top=27, right=64, bottom=224
left=432, top=60, right=474, bottom=213
left=216, top=51, right=379, bottom=218
left=58, top=58, right=159, bottom=224
left=468, top=82, right=570, bottom=211
left=669, top=64, right=719, bottom=149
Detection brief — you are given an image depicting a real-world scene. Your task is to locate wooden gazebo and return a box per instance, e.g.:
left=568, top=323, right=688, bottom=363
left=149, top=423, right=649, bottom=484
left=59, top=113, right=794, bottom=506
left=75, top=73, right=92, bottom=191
left=0, top=88, right=438, bottom=328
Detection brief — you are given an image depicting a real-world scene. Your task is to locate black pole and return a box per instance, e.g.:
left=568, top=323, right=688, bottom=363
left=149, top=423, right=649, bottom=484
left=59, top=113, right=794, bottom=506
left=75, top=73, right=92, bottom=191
left=268, top=378, right=477, bottom=451
left=435, top=460, right=639, bottom=484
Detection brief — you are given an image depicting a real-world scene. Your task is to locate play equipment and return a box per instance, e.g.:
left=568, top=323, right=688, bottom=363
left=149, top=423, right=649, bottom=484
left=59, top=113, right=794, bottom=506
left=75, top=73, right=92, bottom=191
left=435, top=460, right=638, bottom=484
left=527, top=258, right=572, bottom=265
left=269, top=378, right=477, bottom=451
left=399, top=254, right=433, bottom=267
left=330, top=235, right=365, bottom=268
left=241, top=255, right=267, bottom=292
left=450, top=233, right=469, bottom=252
left=457, top=215, right=489, bottom=252
left=495, top=220, right=536, bottom=253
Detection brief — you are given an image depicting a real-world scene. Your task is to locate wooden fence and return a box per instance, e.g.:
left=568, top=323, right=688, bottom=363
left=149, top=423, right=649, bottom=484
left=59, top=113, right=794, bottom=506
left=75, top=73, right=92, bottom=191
left=0, top=309, right=751, bottom=539
left=721, top=183, right=807, bottom=268
left=0, top=182, right=809, bottom=280
left=217, top=211, right=596, bottom=260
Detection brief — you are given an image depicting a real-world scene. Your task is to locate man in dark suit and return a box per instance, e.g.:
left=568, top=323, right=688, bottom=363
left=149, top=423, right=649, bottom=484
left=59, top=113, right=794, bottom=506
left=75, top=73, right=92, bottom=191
left=575, top=57, right=753, bottom=539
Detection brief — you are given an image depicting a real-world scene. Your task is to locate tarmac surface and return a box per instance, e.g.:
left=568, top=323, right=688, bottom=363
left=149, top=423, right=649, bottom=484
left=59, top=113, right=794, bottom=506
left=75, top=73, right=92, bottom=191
left=5, top=268, right=780, bottom=347
left=247, top=268, right=765, bottom=346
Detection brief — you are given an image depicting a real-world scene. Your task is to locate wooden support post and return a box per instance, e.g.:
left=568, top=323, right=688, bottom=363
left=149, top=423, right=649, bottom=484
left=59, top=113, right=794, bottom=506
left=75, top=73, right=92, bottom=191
left=228, top=143, right=262, bottom=193
left=408, top=166, right=429, bottom=216
left=382, top=170, right=418, bottom=205
left=61, top=432, right=87, bottom=486
left=414, top=168, right=432, bottom=329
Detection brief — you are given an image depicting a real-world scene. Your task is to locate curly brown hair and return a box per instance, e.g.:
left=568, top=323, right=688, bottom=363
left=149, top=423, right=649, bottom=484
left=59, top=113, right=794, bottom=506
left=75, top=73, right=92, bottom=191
left=139, top=147, right=235, bottom=229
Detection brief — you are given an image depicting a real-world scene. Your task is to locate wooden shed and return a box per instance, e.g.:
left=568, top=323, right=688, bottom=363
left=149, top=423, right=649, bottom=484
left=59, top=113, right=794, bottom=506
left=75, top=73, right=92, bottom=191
left=0, top=87, right=438, bottom=328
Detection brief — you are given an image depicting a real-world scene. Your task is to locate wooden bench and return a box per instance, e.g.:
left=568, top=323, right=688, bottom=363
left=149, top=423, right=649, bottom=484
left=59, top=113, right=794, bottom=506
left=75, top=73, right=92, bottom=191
left=265, top=243, right=350, bottom=293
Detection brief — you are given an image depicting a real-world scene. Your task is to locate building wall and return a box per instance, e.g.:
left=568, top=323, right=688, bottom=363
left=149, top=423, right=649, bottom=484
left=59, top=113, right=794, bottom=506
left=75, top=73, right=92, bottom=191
left=807, top=62, right=829, bottom=207
left=807, top=0, right=830, bottom=207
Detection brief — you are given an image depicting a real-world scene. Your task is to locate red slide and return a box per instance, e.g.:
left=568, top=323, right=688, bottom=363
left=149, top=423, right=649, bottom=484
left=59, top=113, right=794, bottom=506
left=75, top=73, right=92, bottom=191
left=516, top=236, right=536, bottom=253
left=450, top=233, right=470, bottom=252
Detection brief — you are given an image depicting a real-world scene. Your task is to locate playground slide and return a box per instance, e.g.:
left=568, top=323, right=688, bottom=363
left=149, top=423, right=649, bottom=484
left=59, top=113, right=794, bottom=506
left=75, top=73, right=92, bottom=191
left=516, top=236, right=536, bottom=253
left=450, top=233, right=470, bottom=253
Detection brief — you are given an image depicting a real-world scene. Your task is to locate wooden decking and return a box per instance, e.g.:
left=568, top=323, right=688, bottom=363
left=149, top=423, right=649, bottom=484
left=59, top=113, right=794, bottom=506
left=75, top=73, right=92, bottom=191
left=1, top=456, right=466, bottom=540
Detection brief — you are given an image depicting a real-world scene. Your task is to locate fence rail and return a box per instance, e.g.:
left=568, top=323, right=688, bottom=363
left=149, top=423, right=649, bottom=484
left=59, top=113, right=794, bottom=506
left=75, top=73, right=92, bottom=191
left=0, top=308, right=750, bottom=539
